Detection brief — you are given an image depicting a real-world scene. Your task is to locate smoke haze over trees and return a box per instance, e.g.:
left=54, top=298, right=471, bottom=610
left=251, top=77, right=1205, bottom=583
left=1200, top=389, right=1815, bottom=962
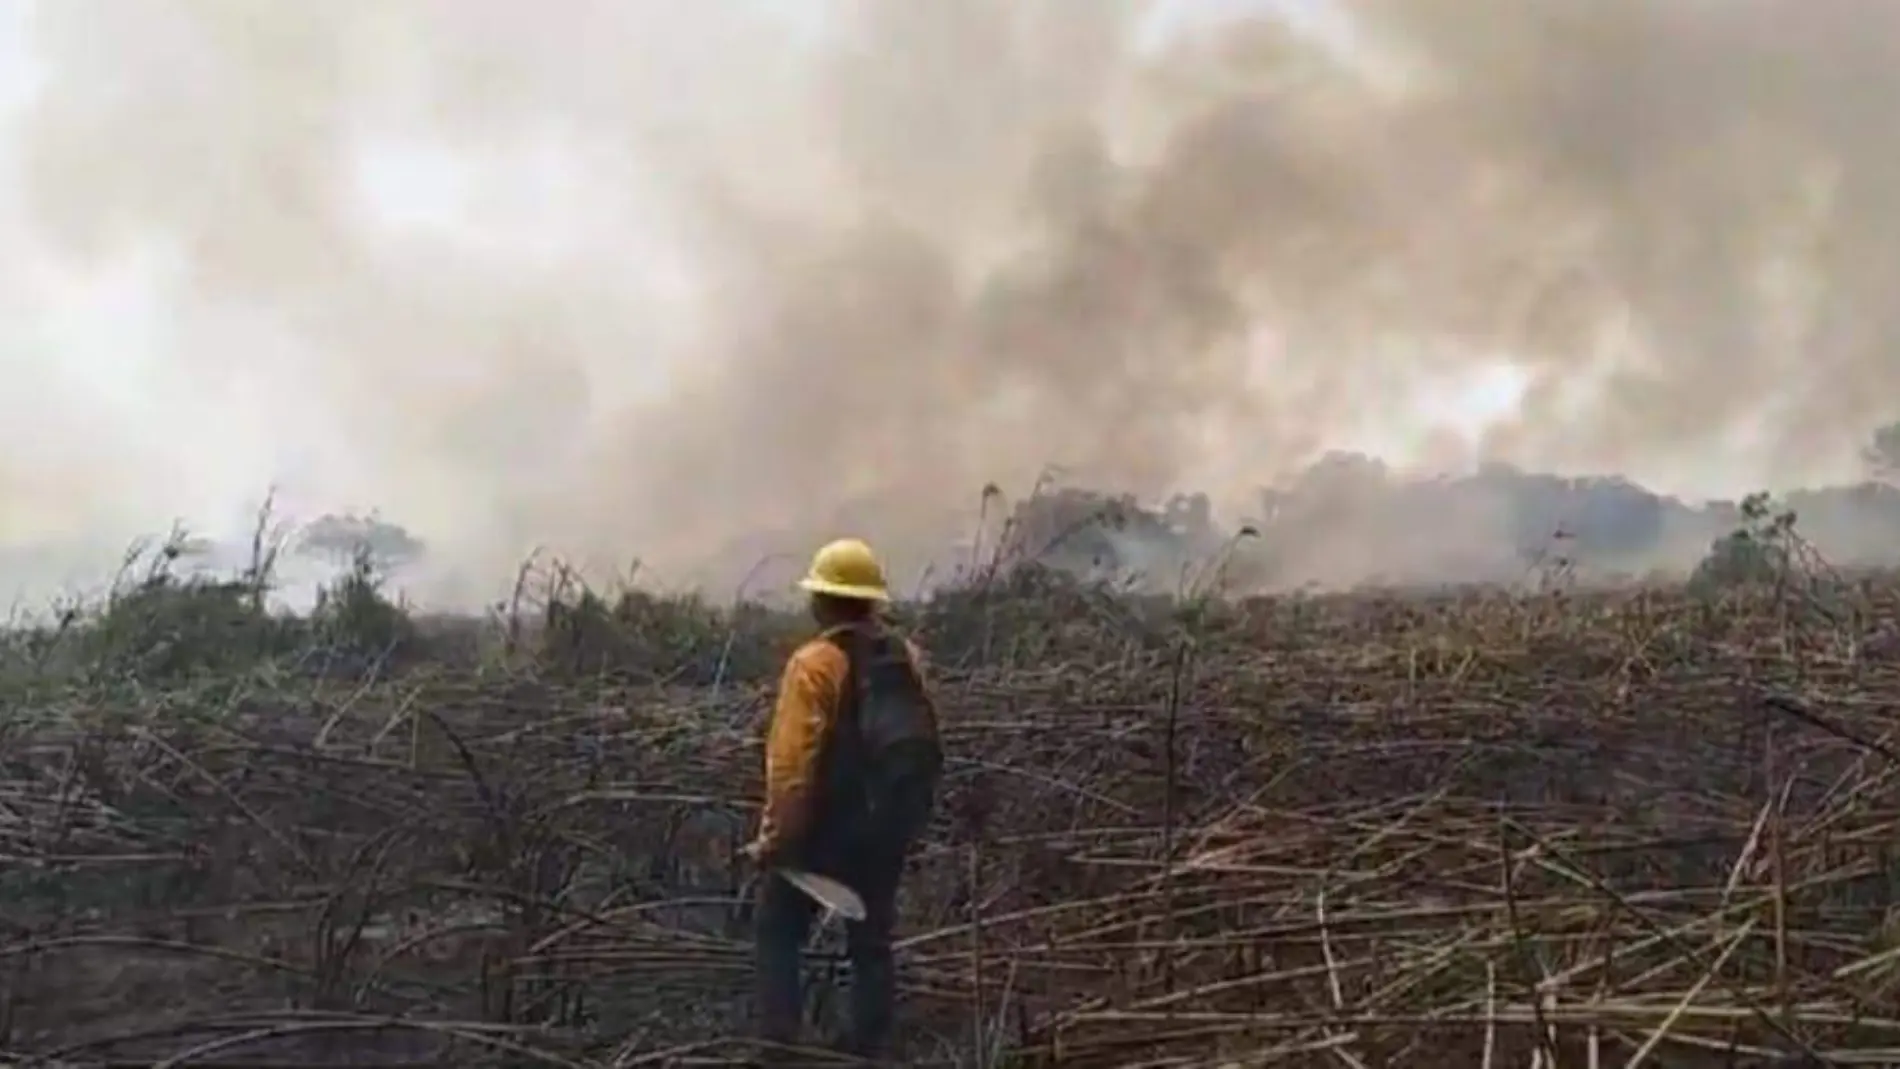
left=5, top=1, right=1900, bottom=602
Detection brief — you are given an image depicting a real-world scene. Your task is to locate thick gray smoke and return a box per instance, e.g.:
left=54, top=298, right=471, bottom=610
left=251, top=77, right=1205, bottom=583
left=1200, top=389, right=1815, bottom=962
left=4, top=0, right=1899, bottom=601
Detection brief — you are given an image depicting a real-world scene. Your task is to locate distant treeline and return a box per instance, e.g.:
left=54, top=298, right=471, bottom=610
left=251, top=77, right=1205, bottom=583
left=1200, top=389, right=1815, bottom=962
left=998, top=453, right=1900, bottom=589
left=9, top=459, right=1900, bottom=605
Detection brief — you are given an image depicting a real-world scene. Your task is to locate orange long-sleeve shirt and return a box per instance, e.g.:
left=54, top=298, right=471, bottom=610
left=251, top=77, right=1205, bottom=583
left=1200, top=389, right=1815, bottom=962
left=754, top=630, right=931, bottom=858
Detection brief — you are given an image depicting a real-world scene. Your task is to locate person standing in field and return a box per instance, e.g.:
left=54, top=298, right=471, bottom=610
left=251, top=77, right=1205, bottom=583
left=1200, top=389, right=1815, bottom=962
left=744, top=537, right=944, bottom=1060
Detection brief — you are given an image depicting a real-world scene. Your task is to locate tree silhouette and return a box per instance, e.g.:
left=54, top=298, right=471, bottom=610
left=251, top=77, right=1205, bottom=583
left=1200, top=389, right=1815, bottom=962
left=1863, top=421, right=1900, bottom=482
left=295, top=512, right=425, bottom=571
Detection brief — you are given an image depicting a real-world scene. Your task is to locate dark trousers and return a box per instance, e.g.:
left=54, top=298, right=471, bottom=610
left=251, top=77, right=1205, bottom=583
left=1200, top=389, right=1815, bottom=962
left=756, top=781, right=933, bottom=1056
left=756, top=845, right=905, bottom=1055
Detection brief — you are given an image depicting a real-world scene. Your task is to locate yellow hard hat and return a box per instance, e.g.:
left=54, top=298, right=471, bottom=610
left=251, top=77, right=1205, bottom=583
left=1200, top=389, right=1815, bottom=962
left=797, top=538, right=890, bottom=602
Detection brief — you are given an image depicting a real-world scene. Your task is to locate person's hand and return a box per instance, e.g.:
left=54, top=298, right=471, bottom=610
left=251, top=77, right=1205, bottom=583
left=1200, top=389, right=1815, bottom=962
left=741, top=838, right=770, bottom=865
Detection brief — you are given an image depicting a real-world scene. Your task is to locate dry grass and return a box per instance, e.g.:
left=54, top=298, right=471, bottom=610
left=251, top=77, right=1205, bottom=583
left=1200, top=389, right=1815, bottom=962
left=3, top=557, right=1899, bottom=1066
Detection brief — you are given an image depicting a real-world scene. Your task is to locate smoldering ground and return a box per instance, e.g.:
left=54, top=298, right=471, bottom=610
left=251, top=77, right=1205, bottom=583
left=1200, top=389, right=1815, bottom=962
left=4, top=0, right=1900, bottom=602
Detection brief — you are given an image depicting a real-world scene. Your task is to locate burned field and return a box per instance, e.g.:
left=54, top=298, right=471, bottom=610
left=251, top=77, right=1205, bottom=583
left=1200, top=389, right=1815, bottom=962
left=3, top=563, right=1899, bottom=1066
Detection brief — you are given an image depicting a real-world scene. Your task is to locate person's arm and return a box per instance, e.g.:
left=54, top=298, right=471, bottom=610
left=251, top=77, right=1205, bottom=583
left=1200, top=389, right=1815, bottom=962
left=753, top=643, right=847, bottom=862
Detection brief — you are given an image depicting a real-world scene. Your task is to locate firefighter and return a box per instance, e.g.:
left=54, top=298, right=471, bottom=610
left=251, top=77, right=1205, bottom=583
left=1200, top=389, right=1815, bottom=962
left=745, top=538, right=944, bottom=1059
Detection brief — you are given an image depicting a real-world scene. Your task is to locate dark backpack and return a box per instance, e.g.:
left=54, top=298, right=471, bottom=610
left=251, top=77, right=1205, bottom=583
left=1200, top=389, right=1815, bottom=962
left=823, top=624, right=943, bottom=846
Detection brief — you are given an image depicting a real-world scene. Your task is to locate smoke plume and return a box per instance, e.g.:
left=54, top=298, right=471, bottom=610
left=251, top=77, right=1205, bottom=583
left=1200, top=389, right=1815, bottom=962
left=5, top=0, right=1899, bottom=600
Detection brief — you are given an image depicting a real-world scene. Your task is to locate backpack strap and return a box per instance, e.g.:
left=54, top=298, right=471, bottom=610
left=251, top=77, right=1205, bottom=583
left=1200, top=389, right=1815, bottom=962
left=816, top=623, right=869, bottom=769
left=818, top=623, right=867, bottom=709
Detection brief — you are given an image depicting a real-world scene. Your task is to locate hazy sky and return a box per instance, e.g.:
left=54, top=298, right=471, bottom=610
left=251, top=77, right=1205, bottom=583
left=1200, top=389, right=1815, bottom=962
left=0, top=0, right=1500, bottom=595
left=0, top=0, right=1891, bottom=604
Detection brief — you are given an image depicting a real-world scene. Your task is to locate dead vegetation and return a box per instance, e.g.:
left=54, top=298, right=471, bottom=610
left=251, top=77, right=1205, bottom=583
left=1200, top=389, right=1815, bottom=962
left=3, top=522, right=1900, bottom=1067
